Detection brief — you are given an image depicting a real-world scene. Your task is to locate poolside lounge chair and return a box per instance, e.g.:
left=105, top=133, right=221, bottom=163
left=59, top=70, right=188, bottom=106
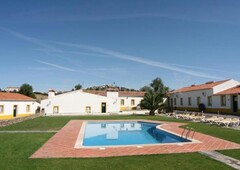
left=203, top=116, right=217, bottom=122
left=166, top=112, right=176, bottom=117
left=190, top=113, right=204, bottom=122
left=210, top=117, right=224, bottom=125
left=204, top=116, right=223, bottom=124
left=182, top=112, right=195, bottom=120
left=230, top=118, right=240, bottom=126
left=216, top=118, right=239, bottom=127
left=175, top=112, right=187, bottom=119
left=216, top=118, right=233, bottom=127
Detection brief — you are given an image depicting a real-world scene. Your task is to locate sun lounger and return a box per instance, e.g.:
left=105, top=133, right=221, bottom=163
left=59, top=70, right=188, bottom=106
left=216, top=118, right=239, bottom=127
left=166, top=112, right=176, bottom=117
left=216, top=118, right=233, bottom=127
left=204, top=116, right=218, bottom=123
left=205, top=116, right=224, bottom=124
left=231, top=118, right=240, bottom=126
left=182, top=113, right=192, bottom=120
left=190, top=113, right=204, bottom=121
left=175, top=112, right=187, bottom=119
left=211, top=117, right=224, bottom=124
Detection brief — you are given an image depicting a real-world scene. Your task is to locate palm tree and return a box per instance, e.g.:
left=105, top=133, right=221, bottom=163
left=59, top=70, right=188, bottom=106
left=140, top=78, right=168, bottom=116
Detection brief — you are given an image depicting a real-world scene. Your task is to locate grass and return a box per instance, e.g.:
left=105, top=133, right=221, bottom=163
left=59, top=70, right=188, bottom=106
left=218, top=149, right=240, bottom=160
left=0, top=115, right=239, bottom=169
left=0, top=115, right=184, bottom=131
left=0, top=134, right=233, bottom=170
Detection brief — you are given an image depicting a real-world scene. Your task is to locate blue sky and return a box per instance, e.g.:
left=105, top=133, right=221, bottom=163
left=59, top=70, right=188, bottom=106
left=1, top=0, right=240, bottom=92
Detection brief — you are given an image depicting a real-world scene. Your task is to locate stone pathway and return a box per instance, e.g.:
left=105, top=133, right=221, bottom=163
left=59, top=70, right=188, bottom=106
left=31, top=120, right=240, bottom=158
left=200, top=151, right=240, bottom=170
left=0, top=130, right=58, bottom=133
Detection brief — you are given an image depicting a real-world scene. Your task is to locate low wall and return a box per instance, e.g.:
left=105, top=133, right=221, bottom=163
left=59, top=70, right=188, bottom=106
left=0, top=113, right=43, bottom=128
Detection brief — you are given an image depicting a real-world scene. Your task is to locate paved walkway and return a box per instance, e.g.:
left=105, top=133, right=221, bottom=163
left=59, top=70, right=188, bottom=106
left=30, top=120, right=240, bottom=158
left=200, top=151, right=240, bottom=170
left=0, top=130, right=58, bottom=133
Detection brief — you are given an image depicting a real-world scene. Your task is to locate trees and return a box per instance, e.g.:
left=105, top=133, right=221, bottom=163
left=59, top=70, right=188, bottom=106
left=140, top=78, right=168, bottom=116
left=19, top=83, right=35, bottom=98
left=74, top=84, right=82, bottom=90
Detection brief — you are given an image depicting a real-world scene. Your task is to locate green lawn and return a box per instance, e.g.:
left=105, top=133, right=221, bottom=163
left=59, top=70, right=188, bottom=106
left=0, top=134, right=233, bottom=170
left=0, top=115, right=239, bottom=169
left=0, top=115, right=185, bottom=131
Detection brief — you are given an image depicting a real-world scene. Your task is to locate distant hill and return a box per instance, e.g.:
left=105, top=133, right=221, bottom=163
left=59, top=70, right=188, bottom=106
left=34, top=92, right=48, bottom=102
left=85, top=85, right=139, bottom=91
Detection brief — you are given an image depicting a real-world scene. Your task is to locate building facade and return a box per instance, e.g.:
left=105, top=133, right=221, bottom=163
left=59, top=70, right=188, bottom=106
left=41, top=89, right=145, bottom=115
left=0, top=92, right=40, bottom=119
left=4, top=87, right=20, bottom=92
left=169, top=79, right=240, bottom=114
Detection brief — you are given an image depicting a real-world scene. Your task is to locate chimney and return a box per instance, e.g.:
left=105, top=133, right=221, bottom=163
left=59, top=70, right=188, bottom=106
left=107, top=88, right=119, bottom=99
left=48, top=89, right=55, bottom=99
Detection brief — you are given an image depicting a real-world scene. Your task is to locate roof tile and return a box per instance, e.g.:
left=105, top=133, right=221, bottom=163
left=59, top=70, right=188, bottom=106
left=215, top=85, right=240, bottom=95
left=0, top=92, right=35, bottom=101
left=171, top=79, right=229, bottom=93
left=83, top=90, right=145, bottom=97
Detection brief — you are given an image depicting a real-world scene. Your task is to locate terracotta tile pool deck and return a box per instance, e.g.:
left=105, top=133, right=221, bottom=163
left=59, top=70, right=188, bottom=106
left=30, top=120, right=240, bottom=158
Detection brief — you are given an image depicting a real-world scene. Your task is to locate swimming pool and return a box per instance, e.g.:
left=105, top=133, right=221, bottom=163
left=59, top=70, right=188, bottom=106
left=81, top=121, right=190, bottom=147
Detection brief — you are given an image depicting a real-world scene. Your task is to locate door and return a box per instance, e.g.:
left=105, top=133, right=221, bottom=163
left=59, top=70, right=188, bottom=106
left=101, top=102, right=106, bottom=113
left=232, top=95, right=238, bottom=112
left=13, top=105, right=18, bottom=117
left=170, top=98, right=173, bottom=111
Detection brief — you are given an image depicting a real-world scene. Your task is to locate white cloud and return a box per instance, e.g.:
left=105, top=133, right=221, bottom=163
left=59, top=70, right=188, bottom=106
left=51, top=41, right=224, bottom=80
left=0, top=27, right=226, bottom=79
left=36, top=60, right=76, bottom=72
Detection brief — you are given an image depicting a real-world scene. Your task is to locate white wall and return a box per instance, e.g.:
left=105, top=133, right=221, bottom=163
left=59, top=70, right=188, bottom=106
left=119, top=96, right=143, bottom=109
left=170, top=79, right=240, bottom=112
left=107, top=92, right=120, bottom=112
left=170, top=89, right=212, bottom=108
left=213, top=79, right=239, bottom=94
left=41, top=90, right=144, bottom=115
left=41, top=90, right=119, bottom=115
left=170, top=90, right=233, bottom=110
left=0, top=101, right=39, bottom=116
left=211, top=95, right=231, bottom=109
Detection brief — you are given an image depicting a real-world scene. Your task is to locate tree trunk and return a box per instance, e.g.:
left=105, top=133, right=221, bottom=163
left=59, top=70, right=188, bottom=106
left=149, top=110, right=155, bottom=116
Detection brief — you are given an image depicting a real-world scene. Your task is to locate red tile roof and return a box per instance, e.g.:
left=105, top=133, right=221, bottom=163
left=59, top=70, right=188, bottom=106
left=215, top=85, right=240, bottom=95
left=83, top=90, right=107, bottom=96
left=83, top=90, right=145, bottom=97
left=119, top=91, right=145, bottom=97
left=0, top=92, right=35, bottom=101
left=170, top=79, right=229, bottom=94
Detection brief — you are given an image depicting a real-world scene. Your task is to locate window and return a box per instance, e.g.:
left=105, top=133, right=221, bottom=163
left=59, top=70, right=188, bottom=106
left=0, top=105, right=4, bottom=113
left=197, top=97, right=201, bottom=106
left=208, top=96, right=212, bottom=106
left=121, top=99, right=125, bottom=106
left=53, top=106, right=59, bottom=113
left=131, top=99, right=135, bottom=106
left=174, top=98, right=176, bottom=105
left=188, top=97, right=192, bottom=106
left=26, top=105, right=30, bottom=112
left=180, top=98, right=183, bottom=106
left=221, top=95, right=226, bottom=106
left=85, top=106, right=91, bottom=113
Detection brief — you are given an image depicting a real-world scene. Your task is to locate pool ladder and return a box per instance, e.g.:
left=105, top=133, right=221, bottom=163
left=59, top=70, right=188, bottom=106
left=181, top=127, right=195, bottom=139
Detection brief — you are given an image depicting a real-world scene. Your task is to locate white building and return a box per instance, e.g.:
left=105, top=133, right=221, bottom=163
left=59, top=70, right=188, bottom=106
left=169, top=79, right=240, bottom=114
left=4, top=87, right=19, bottom=92
left=41, top=89, right=145, bottom=115
left=0, top=92, right=40, bottom=119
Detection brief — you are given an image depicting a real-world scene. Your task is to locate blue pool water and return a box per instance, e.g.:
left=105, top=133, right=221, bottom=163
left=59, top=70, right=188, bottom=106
left=83, top=121, right=190, bottom=146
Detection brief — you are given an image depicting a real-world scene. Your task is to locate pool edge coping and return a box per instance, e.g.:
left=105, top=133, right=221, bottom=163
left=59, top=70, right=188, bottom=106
left=74, top=120, right=201, bottom=149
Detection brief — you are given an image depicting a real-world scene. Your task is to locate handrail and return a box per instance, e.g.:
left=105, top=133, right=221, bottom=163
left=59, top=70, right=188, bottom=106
left=181, top=127, right=195, bottom=139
